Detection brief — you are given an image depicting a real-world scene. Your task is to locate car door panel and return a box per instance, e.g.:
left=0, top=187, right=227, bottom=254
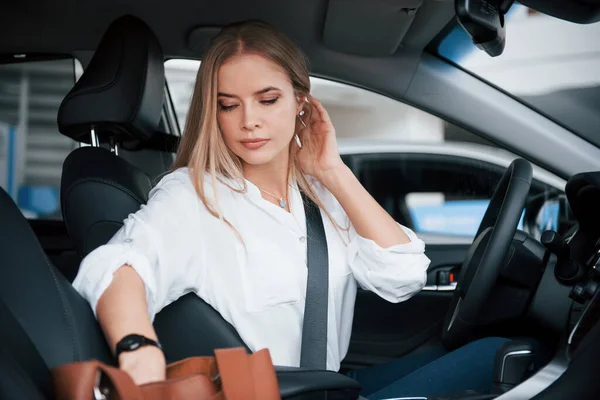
left=343, top=243, right=470, bottom=368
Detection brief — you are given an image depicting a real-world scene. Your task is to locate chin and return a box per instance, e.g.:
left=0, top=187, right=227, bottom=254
left=233, top=140, right=291, bottom=167
left=241, top=156, right=273, bottom=166
left=236, top=149, right=278, bottom=166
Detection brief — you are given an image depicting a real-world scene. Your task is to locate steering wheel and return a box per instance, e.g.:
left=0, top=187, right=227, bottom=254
left=442, top=158, right=533, bottom=349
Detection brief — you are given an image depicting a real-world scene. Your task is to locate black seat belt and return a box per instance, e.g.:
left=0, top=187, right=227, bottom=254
left=299, top=191, right=329, bottom=369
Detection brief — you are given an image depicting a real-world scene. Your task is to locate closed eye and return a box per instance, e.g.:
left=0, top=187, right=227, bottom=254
left=218, top=97, right=278, bottom=111
left=219, top=103, right=237, bottom=112
left=260, top=97, right=279, bottom=105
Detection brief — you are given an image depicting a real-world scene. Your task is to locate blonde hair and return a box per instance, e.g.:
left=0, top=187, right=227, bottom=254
left=172, top=20, right=346, bottom=238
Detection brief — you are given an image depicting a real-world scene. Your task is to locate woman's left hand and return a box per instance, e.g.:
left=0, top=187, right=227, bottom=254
left=295, top=95, right=346, bottom=180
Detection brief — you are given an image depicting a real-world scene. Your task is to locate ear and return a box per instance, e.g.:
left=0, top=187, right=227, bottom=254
left=296, top=95, right=307, bottom=114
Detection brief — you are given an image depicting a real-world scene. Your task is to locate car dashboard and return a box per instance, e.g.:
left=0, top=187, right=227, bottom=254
left=496, top=170, right=600, bottom=399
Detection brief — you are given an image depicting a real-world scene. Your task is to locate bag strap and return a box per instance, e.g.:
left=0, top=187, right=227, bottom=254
left=299, top=191, right=329, bottom=369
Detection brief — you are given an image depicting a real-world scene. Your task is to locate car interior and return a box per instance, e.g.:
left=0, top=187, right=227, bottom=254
left=1, top=0, right=600, bottom=399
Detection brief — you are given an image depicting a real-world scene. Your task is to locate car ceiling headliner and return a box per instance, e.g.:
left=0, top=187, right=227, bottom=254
left=0, top=0, right=456, bottom=93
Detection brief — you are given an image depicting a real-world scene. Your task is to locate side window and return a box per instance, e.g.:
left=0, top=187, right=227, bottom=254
left=0, top=57, right=80, bottom=220
left=164, top=59, right=564, bottom=240
left=345, top=153, right=511, bottom=240
left=165, top=59, right=201, bottom=130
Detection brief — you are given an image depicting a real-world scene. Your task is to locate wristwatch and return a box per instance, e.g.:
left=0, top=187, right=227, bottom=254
left=115, top=334, right=163, bottom=358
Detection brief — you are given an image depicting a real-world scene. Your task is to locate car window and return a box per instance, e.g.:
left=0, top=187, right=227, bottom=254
left=407, top=195, right=498, bottom=237
left=436, top=3, right=600, bottom=149
left=0, top=57, right=80, bottom=220
left=164, top=59, right=490, bottom=144
left=164, top=59, right=564, bottom=241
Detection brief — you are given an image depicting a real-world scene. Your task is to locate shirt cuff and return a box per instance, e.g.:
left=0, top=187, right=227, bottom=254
left=72, top=242, right=158, bottom=320
left=349, top=224, right=426, bottom=269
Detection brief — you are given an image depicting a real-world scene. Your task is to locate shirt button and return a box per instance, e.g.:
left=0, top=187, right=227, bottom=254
left=124, top=239, right=133, bottom=243
left=299, top=236, right=306, bottom=243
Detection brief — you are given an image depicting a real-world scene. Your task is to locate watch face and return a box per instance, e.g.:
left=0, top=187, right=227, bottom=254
left=120, top=334, right=143, bottom=351
left=117, top=334, right=160, bottom=357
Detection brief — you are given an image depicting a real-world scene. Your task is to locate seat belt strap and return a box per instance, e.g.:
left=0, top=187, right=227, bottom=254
left=299, top=191, right=329, bottom=369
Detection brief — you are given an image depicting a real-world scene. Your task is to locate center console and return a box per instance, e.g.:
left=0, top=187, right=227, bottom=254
left=274, top=366, right=361, bottom=399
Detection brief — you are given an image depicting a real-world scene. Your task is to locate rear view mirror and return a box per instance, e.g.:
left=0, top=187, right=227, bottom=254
left=455, top=0, right=515, bottom=57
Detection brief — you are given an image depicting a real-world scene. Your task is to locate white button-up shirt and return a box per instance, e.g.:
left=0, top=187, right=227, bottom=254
left=73, top=168, right=430, bottom=371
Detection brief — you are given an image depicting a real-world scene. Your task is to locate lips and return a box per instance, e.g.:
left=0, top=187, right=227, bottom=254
left=241, top=138, right=268, bottom=143
left=240, top=138, right=269, bottom=150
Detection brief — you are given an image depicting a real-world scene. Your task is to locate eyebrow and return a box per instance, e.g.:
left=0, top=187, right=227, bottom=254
left=217, top=86, right=281, bottom=98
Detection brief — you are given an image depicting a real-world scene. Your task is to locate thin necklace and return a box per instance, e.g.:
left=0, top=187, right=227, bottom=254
left=256, top=186, right=288, bottom=208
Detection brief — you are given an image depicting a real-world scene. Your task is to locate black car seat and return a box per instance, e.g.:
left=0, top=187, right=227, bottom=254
left=57, top=15, right=165, bottom=260
left=55, top=14, right=251, bottom=358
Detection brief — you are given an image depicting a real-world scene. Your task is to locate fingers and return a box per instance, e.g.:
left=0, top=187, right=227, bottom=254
left=308, top=95, right=331, bottom=124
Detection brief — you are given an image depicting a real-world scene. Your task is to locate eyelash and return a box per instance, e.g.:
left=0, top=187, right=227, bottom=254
left=219, top=104, right=236, bottom=112
left=261, top=97, right=279, bottom=105
left=219, top=97, right=279, bottom=112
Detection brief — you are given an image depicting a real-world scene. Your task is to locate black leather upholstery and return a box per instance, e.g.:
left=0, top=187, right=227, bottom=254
left=61, top=146, right=152, bottom=258
left=154, top=296, right=360, bottom=399
left=57, top=15, right=165, bottom=145
left=0, top=188, right=114, bottom=387
left=0, top=348, right=47, bottom=400
left=275, top=367, right=362, bottom=399
left=154, top=294, right=250, bottom=362
left=58, top=14, right=164, bottom=259
left=0, top=299, right=54, bottom=398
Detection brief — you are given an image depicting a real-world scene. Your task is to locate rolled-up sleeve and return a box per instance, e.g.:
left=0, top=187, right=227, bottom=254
left=72, top=177, right=199, bottom=321
left=346, top=223, right=431, bottom=303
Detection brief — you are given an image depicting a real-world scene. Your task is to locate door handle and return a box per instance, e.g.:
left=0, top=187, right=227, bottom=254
left=422, top=282, right=457, bottom=291
left=422, top=268, right=458, bottom=291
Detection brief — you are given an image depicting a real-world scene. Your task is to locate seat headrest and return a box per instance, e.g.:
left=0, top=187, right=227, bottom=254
left=57, top=15, right=165, bottom=145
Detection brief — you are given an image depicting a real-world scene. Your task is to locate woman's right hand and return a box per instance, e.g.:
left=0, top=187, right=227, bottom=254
left=118, top=346, right=167, bottom=385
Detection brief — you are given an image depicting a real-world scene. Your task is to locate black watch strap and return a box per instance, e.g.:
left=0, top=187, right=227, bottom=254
left=115, top=334, right=162, bottom=358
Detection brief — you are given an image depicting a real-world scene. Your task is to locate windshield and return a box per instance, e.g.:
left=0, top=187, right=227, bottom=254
left=436, top=3, right=600, bottom=147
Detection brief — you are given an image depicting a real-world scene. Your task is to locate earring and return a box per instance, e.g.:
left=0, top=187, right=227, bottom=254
left=294, top=133, right=303, bottom=148
left=298, top=111, right=307, bottom=128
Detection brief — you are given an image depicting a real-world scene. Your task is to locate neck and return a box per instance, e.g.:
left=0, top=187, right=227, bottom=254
left=242, top=150, right=290, bottom=198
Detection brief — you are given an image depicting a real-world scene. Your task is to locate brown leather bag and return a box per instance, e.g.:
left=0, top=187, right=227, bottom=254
left=51, top=347, right=281, bottom=400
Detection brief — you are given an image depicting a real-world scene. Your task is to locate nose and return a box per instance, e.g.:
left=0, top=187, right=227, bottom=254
left=241, top=103, right=261, bottom=131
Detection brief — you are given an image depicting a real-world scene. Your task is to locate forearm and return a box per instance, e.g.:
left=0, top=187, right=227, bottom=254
left=96, top=265, right=166, bottom=383
left=96, top=265, right=159, bottom=355
left=319, top=165, right=411, bottom=248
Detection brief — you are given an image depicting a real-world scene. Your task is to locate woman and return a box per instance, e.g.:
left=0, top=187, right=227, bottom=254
left=73, top=20, right=504, bottom=399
